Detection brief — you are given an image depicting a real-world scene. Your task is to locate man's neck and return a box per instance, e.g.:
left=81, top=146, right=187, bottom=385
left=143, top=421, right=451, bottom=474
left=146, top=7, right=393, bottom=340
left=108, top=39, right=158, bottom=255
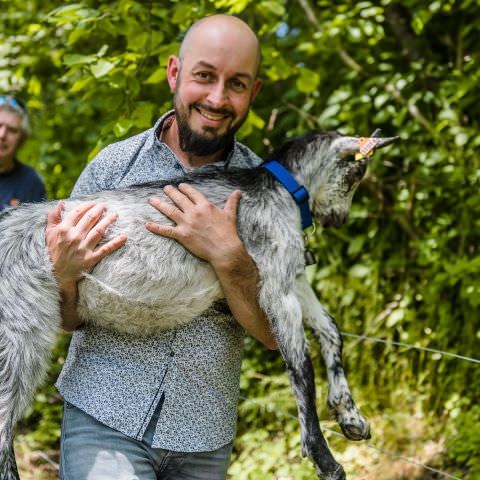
left=0, top=156, right=15, bottom=174
left=161, top=117, right=227, bottom=170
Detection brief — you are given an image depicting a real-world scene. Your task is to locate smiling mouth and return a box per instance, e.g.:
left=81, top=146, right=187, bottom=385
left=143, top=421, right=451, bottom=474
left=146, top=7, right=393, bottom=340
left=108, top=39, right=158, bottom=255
left=194, top=105, right=231, bottom=122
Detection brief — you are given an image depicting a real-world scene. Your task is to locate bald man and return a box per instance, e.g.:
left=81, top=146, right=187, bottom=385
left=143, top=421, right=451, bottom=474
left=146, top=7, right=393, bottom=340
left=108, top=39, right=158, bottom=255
left=47, top=15, right=275, bottom=480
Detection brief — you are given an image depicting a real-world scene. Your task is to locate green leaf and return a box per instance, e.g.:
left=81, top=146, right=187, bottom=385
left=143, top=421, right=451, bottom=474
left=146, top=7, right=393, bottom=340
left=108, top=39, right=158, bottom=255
left=248, top=110, right=265, bottom=130
left=127, top=32, right=149, bottom=52
left=67, top=26, right=90, bottom=45
left=348, top=235, right=366, bottom=256
left=260, top=1, right=285, bottom=16
left=90, top=59, right=117, bottom=78
left=70, top=76, right=93, bottom=93
left=63, top=54, right=97, bottom=66
left=113, top=118, right=133, bottom=137
left=296, top=68, right=320, bottom=94
left=97, top=44, right=109, bottom=57
left=349, top=264, right=370, bottom=278
left=386, top=309, right=405, bottom=328
left=144, top=67, right=166, bottom=85
left=132, top=103, right=155, bottom=128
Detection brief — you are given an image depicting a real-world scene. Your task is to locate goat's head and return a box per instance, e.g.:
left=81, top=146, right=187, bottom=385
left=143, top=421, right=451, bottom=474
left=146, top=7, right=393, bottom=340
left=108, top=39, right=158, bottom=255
left=312, top=132, right=397, bottom=227
left=279, top=131, right=398, bottom=228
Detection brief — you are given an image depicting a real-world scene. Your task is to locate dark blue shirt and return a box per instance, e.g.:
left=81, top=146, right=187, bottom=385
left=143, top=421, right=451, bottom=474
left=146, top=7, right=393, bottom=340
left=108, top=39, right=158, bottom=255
left=0, top=160, right=46, bottom=210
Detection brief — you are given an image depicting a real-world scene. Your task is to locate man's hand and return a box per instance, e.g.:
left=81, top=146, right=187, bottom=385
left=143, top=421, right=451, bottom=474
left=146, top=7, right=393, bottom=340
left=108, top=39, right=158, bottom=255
left=147, top=184, right=277, bottom=350
left=146, top=183, right=243, bottom=268
left=45, top=201, right=127, bottom=330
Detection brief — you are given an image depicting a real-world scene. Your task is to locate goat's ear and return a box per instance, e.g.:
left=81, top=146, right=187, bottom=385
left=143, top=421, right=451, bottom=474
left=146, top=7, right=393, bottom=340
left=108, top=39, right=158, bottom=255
left=331, top=136, right=361, bottom=159
left=333, top=135, right=399, bottom=159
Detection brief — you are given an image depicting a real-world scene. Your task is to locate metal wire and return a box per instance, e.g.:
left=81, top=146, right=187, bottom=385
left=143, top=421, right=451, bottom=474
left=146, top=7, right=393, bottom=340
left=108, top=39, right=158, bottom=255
left=341, top=332, right=480, bottom=364
left=239, top=395, right=464, bottom=480
left=321, top=426, right=463, bottom=479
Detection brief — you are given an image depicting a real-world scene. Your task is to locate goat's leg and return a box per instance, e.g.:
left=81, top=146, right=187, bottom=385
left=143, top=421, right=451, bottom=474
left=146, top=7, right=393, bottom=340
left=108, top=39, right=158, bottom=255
left=262, top=289, right=345, bottom=480
left=295, top=276, right=370, bottom=441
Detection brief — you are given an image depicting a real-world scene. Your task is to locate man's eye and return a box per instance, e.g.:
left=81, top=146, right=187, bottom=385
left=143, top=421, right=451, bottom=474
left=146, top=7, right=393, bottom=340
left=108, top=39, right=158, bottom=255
left=230, top=79, right=247, bottom=92
left=195, top=71, right=211, bottom=81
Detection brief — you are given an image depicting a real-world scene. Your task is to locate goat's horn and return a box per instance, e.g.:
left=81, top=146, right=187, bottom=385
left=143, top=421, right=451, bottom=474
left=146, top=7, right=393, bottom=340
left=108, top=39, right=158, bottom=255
left=356, top=135, right=398, bottom=160
left=374, top=136, right=399, bottom=149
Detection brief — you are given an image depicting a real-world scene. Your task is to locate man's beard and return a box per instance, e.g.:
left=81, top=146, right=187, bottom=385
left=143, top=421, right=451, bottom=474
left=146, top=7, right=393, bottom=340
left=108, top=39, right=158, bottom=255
left=175, top=98, right=246, bottom=157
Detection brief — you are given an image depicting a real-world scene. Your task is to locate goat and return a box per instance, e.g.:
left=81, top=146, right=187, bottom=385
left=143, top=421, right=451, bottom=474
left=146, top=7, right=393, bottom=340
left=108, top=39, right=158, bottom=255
left=0, top=130, right=397, bottom=480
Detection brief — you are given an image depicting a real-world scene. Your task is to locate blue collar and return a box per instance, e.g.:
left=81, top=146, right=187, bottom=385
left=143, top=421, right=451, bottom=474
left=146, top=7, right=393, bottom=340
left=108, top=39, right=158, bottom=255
left=262, top=160, right=313, bottom=229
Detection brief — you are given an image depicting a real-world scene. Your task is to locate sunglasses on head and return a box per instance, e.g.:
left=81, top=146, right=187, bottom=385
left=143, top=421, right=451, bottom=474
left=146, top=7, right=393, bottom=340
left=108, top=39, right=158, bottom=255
left=0, top=95, right=27, bottom=113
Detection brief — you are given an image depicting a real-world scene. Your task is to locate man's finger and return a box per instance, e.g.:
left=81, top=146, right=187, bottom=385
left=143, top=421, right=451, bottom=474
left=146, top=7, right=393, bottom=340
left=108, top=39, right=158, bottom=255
left=63, top=201, right=97, bottom=228
left=46, top=201, right=65, bottom=229
left=90, top=234, right=128, bottom=265
left=177, top=183, right=208, bottom=204
left=162, top=185, right=192, bottom=211
left=74, top=203, right=107, bottom=233
left=84, top=212, right=119, bottom=248
left=224, top=190, right=242, bottom=217
left=149, top=197, right=182, bottom=222
left=145, top=221, right=177, bottom=240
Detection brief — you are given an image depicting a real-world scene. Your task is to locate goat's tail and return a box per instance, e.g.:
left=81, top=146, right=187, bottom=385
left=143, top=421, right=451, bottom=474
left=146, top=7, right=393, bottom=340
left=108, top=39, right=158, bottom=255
left=0, top=203, right=62, bottom=479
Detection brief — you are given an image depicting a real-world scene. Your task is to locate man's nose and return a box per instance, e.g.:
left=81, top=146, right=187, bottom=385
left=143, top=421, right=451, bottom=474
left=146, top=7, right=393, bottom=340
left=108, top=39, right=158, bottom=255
left=0, top=126, right=7, bottom=139
left=206, top=82, right=228, bottom=107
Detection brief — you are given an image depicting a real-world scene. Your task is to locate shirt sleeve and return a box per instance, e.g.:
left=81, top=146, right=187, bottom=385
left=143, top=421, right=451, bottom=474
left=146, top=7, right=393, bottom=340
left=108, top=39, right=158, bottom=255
left=71, top=146, right=116, bottom=197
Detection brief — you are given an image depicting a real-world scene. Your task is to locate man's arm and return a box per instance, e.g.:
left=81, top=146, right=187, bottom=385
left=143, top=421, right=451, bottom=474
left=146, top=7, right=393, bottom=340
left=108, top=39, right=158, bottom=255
left=146, top=183, right=278, bottom=350
left=45, top=201, right=127, bottom=331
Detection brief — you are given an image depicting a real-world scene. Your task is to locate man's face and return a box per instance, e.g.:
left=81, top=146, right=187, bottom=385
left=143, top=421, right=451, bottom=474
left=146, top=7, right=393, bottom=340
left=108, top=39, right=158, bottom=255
left=0, top=109, right=23, bottom=165
left=167, top=30, right=262, bottom=156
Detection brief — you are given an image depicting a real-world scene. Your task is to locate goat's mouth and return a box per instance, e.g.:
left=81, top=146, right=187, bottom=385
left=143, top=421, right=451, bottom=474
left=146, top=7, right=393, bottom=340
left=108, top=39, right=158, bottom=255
left=319, top=211, right=347, bottom=228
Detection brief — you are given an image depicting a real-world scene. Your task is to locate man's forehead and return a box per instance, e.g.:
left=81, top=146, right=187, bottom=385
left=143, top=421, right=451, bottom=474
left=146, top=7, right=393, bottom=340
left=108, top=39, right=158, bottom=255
left=0, top=109, right=22, bottom=126
left=190, top=60, right=254, bottom=80
left=180, top=17, right=260, bottom=75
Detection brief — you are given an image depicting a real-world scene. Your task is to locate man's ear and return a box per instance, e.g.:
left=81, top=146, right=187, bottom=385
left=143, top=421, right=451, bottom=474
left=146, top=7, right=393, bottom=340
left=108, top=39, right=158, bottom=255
left=250, top=78, right=263, bottom=102
left=166, top=55, right=181, bottom=92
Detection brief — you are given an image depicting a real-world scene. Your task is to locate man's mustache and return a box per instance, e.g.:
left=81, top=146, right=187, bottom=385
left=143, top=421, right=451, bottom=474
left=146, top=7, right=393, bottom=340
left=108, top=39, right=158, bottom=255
left=192, top=103, right=234, bottom=117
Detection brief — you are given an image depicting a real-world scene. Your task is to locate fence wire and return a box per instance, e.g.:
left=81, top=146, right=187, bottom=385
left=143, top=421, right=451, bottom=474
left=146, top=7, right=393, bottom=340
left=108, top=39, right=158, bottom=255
left=240, top=394, right=464, bottom=480
left=324, top=425, right=464, bottom=480
left=341, top=332, right=480, bottom=364
left=238, top=324, right=479, bottom=479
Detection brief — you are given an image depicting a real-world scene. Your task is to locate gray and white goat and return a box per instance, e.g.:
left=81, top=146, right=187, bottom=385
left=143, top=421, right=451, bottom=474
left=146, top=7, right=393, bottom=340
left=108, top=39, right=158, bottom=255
left=0, top=131, right=396, bottom=480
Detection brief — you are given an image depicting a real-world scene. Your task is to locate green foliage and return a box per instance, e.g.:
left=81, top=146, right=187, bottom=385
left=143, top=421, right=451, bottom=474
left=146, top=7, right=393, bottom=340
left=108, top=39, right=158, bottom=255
left=446, top=403, right=480, bottom=480
left=2, top=0, right=480, bottom=477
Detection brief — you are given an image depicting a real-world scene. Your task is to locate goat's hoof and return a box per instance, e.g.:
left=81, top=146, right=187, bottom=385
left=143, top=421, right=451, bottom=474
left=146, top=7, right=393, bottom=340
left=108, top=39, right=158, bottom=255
left=329, top=399, right=371, bottom=441
left=316, top=463, right=346, bottom=480
left=338, top=416, right=371, bottom=441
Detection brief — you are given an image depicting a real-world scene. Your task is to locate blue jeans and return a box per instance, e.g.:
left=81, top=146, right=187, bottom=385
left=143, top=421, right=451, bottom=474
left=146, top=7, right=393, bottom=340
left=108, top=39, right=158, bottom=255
left=60, top=401, right=232, bottom=480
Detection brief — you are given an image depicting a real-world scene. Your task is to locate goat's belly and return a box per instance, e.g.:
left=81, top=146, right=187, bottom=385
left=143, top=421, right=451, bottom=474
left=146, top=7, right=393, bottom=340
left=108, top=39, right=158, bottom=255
left=76, top=264, right=223, bottom=336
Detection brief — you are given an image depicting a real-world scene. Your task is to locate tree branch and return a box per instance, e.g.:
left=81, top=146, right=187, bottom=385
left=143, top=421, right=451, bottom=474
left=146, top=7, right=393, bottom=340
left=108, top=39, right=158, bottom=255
left=295, top=0, right=435, bottom=136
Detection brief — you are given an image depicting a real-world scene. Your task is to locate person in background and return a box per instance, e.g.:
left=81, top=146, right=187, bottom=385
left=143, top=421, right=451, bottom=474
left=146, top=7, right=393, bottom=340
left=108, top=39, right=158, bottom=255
left=0, top=95, right=46, bottom=211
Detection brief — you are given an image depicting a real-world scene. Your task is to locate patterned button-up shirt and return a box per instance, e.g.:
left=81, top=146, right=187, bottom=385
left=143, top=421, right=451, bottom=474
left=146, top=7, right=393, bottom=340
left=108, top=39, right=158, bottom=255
left=56, top=111, right=262, bottom=452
